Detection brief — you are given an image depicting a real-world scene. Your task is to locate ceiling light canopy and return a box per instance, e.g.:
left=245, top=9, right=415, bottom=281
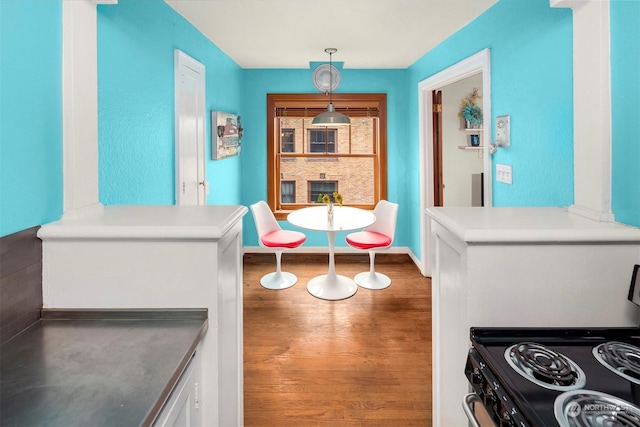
left=312, top=48, right=350, bottom=126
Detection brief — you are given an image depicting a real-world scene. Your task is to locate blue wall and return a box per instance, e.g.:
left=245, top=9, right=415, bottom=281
left=611, top=0, right=640, bottom=228
left=97, top=0, right=243, bottom=206
left=2, top=0, right=638, bottom=245
left=240, top=68, right=409, bottom=247
left=0, top=0, right=63, bottom=237
left=405, top=0, right=574, bottom=258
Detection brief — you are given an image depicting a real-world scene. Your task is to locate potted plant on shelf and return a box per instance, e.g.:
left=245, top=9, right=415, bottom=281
left=458, top=87, right=483, bottom=129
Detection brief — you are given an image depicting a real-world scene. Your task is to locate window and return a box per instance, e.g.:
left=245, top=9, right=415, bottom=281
left=307, top=129, right=336, bottom=153
left=266, top=93, right=387, bottom=219
left=281, top=181, right=295, bottom=203
left=281, top=129, right=295, bottom=153
left=309, top=181, right=337, bottom=203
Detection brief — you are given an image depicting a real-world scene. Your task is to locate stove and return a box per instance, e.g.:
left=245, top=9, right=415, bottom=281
left=466, top=328, right=640, bottom=426
left=464, top=264, right=640, bottom=427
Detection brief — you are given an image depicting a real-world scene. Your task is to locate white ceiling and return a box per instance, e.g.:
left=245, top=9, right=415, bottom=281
left=165, top=0, right=497, bottom=69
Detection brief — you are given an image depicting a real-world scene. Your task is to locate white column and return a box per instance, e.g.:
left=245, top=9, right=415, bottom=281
left=551, top=0, right=614, bottom=222
left=62, top=0, right=115, bottom=219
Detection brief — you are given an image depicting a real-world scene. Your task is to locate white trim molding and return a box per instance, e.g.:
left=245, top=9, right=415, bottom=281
left=62, top=0, right=104, bottom=219
left=552, top=0, right=614, bottom=222
left=417, top=48, right=492, bottom=277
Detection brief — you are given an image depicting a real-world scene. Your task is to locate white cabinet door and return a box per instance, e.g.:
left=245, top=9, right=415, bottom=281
left=154, top=346, right=202, bottom=427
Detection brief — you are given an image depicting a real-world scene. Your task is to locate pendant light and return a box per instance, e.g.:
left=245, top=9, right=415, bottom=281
left=312, top=48, right=351, bottom=126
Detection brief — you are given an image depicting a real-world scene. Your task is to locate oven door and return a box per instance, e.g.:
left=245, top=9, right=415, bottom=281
left=463, top=393, right=496, bottom=427
left=465, top=347, right=530, bottom=426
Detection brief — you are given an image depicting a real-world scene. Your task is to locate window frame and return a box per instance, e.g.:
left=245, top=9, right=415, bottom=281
left=267, top=93, right=387, bottom=219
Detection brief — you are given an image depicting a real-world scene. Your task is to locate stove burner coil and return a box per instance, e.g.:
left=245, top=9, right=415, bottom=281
left=555, top=389, right=640, bottom=427
left=593, top=341, right=640, bottom=385
left=505, top=342, right=587, bottom=391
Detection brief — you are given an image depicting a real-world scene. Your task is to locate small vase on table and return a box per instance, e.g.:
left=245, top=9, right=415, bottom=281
left=327, top=202, right=334, bottom=224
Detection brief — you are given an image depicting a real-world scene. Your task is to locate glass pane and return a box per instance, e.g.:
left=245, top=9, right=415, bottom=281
left=281, top=128, right=295, bottom=153
left=309, top=181, right=337, bottom=203
left=334, top=157, right=374, bottom=204
left=281, top=181, right=295, bottom=203
left=279, top=157, right=375, bottom=205
left=279, top=117, right=374, bottom=155
left=308, top=129, right=325, bottom=143
left=308, top=129, right=336, bottom=153
left=350, top=117, right=376, bottom=154
left=279, top=118, right=302, bottom=154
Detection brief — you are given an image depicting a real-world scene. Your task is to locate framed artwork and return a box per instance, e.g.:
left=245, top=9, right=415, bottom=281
left=211, top=111, right=243, bottom=160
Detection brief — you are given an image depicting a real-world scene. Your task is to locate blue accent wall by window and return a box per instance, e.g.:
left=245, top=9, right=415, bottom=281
left=0, top=0, right=63, bottom=237
left=97, top=0, right=243, bottom=206
left=611, top=0, right=640, bottom=228
left=240, top=68, right=409, bottom=247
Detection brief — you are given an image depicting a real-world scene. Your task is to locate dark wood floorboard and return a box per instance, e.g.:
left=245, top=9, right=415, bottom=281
left=243, top=253, right=432, bottom=427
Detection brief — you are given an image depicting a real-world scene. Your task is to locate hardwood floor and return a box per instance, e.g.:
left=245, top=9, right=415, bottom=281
left=243, top=253, right=432, bottom=426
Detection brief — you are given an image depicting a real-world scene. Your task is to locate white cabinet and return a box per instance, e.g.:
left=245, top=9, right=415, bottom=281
left=427, top=206, right=640, bottom=427
left=154, top=347, right=203, bottom=427
left=38, top=205, right=247, bottom=427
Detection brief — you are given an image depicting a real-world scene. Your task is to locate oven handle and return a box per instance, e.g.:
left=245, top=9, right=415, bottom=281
left=462, top=393, right=482, bottom=427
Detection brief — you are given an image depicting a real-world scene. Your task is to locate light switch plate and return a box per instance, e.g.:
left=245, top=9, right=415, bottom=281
left=495, top=115, right=510, bottom=147
left=496, top=163, right=512, bottom=184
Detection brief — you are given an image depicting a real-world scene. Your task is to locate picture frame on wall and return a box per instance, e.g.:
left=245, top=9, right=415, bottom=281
left=211, top=111, right=243, bottom=160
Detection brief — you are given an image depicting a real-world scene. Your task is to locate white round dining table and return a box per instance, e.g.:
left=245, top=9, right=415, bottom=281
left=287, top=206, right=376, bottom=300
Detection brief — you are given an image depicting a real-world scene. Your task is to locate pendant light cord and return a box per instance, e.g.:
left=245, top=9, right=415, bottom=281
left=329, top=50, right=333, bottom=104
left=312, top=48, right=349, bottom=125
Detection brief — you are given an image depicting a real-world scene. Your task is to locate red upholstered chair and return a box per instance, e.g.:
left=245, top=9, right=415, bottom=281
left=345, top=200, right=399, bottom=290
left=250, top=201, right=306, bottom=290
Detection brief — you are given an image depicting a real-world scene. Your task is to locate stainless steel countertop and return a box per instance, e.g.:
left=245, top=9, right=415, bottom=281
left=0, top=309, right=208, bottom=427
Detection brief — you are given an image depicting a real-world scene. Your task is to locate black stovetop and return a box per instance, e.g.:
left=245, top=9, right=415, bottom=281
left=470, top=327, right=640, bottom=426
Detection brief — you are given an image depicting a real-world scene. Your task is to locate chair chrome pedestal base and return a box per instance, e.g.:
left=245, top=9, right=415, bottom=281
left=260, top=272, right=297, bottom=290
left=354, top=271, right=391, bottom=290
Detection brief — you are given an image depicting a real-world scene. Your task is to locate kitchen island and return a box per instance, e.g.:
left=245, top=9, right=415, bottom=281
left=37, top=205, right=248, bottom=427
left=427, top=206, right=640, bottom=427
left=1, top=309, right=207, bottom=426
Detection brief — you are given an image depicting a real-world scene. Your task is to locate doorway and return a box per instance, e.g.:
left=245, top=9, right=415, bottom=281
left=418, top=49, right=492, bottom=276
left=437, top=74, right=485, bottom=207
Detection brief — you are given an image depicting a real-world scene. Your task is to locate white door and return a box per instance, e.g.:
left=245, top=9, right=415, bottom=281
left=175, top=50, right=207, bottom=205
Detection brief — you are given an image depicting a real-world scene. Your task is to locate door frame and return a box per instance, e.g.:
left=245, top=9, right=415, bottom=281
left=417, top=48, right=492, bottom=276
left=174, top=49, right=206, bottom=206
left=432, top=90, right=443, bottom=207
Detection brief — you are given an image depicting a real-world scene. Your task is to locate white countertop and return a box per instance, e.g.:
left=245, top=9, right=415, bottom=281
left=427, top=207, right=640, bottom=243
left=38, top=205, right=248, bottom=240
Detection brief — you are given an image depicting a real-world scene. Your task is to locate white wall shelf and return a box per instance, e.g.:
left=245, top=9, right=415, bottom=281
left=459, top=127, right=483, bottom=150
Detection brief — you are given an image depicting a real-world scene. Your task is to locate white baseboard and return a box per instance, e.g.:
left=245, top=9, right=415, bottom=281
left=243, top=246, right=425, bottom=276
